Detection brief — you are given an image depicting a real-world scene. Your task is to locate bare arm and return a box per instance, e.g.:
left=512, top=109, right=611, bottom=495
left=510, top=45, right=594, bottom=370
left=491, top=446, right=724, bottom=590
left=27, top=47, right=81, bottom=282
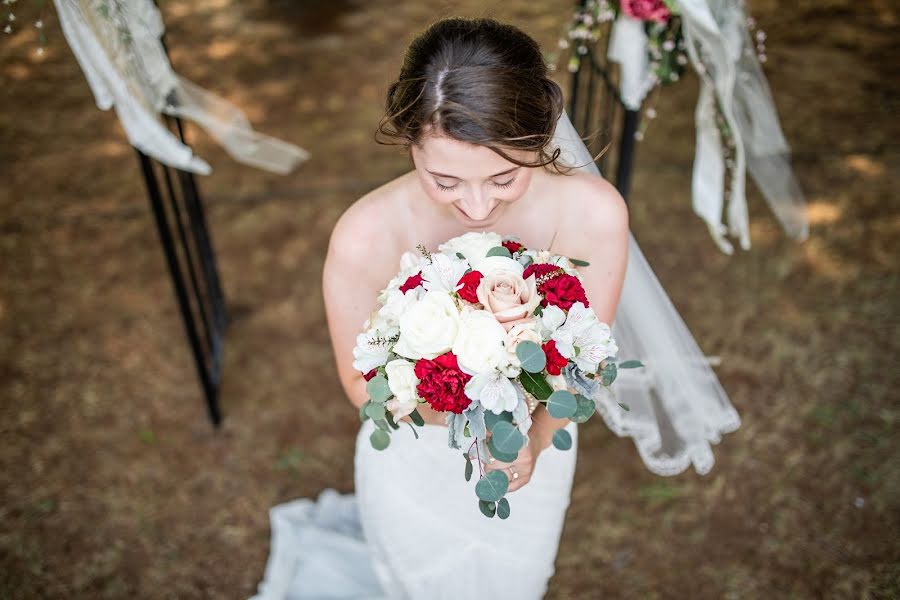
left=530, top=175, right=629, bottom=449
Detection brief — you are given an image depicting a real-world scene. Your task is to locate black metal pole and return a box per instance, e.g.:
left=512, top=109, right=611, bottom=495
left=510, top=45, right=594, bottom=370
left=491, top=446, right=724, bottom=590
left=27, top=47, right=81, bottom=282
left=615, top=109, right=640, bottom=201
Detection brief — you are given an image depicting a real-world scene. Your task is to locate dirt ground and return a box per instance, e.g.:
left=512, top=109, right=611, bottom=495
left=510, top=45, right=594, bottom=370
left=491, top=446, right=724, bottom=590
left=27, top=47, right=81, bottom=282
left=1, top=0, right=897, bottom=598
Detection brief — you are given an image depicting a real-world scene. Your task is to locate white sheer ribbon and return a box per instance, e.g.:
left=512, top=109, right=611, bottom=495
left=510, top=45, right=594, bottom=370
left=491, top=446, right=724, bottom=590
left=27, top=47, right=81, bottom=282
left=53, top=0, right=309, bottom=175
left=606, top=4, right=808, bottom=253
left=553, top=111, right=741, bottom=476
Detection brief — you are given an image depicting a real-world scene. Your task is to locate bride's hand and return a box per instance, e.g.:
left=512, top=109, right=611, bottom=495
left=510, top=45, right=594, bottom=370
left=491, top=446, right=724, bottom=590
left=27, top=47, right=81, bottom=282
left=483, top=428, right=551, bottom=493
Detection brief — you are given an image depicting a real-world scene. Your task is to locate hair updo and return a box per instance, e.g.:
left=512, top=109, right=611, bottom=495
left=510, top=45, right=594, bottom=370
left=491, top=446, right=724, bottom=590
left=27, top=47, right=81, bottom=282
left=376, top=17, right=567, bottom=172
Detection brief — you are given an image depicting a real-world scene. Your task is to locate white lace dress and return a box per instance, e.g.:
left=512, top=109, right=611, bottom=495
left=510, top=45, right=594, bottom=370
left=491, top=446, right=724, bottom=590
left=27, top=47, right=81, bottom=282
left=250, top=418, right=579, bottom=599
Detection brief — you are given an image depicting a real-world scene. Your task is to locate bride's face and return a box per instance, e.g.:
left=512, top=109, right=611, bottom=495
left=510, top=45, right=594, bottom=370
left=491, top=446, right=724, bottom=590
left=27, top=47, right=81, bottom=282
left=410, top=131, right=535, bottom=227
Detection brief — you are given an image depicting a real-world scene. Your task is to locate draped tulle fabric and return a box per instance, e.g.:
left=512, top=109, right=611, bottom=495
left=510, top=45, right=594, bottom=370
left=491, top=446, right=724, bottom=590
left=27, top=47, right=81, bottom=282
left=251, top=420, right=579, bottom=599
left=53, top=0, right=308, bottom=175
left=552, top=111, right=741, bottom=476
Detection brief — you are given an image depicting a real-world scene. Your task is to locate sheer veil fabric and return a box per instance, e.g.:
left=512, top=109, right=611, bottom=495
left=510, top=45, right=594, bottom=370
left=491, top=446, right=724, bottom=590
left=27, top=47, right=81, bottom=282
left=553, top=110, right=741, bottom=476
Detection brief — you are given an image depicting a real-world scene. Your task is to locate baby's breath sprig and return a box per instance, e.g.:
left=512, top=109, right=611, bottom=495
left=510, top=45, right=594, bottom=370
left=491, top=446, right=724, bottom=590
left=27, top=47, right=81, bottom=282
left=415, top=244, right=432, bottom=263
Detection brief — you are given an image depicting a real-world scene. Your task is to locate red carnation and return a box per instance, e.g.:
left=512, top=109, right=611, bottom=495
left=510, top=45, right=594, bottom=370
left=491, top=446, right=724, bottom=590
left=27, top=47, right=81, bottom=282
left=541, top=274, right=589, bottom=311
left=363, top=369, right=378, bottom=381
left=400, top=272, right=423, bottom=294
left=542, top=340, right=569, bottom=376
left=414, top=352, right=472, bottom=414
left=523, top=262, right=560, bottom=282
left=502, top=240, right=524, bottom=254
left=456, top=270, right=483, bottom=304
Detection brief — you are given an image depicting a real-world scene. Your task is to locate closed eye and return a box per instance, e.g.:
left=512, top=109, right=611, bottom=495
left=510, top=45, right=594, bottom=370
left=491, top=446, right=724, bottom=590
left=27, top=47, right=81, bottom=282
left=493, top=177, right=516, bottom=189
left=435, top=181, right=458, bottom=192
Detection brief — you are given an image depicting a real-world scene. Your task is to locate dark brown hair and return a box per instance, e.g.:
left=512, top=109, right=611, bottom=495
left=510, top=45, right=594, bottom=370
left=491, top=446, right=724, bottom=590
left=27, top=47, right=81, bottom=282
left=376, top=17, right=567, bottom=172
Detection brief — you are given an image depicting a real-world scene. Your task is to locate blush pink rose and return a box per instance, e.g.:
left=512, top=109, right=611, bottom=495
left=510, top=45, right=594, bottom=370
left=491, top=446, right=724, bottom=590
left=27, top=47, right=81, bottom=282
left=620, top=0, right=671, bottom=23
left=475, top=270, right=541, bottom=332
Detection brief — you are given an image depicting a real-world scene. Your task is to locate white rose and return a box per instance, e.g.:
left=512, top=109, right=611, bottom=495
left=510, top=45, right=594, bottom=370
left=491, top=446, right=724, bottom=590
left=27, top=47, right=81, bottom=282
left=451, top=309, right=510, bottom=375
left=438, top=231, right=503, bottom=264
left=384, top=359, right=420, bottom=421
left=470, top=255, right=525, bottom=278
left=394, top=291, right=461, bottom=360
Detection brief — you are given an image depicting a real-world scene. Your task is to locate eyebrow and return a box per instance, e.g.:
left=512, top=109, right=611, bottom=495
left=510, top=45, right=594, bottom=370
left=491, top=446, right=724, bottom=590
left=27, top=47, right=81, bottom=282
left=426, top=166, right=520, bottom=179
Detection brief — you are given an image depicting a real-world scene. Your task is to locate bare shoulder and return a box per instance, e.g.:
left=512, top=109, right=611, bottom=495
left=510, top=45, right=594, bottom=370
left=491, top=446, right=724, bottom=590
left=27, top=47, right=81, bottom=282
left=544, top=170, right=628, bottom=256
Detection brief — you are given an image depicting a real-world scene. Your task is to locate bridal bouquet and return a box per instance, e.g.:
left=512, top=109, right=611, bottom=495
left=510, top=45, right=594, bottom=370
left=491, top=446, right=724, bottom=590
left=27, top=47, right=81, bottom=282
left=352, top=232, right=641, bottom=519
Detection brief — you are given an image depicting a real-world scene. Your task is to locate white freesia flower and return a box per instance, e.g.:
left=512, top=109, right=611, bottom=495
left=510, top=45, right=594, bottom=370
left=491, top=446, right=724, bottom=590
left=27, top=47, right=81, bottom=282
left=384, top=359, right=420, bottom=421
left=452, top=308, right=512, bottom=375
left=421, top=253, right=470, bottom=293
left=551, top=302, right=618, bottom=372
left=471, top=255, right=525, bottom=278
left=394, top=291, right=461, bottom=360
left=352, top=331, right=392, bottom=373
left=537, top=304, right=567, bottom=340
left=465, top=370, right=519, bottom=414
left=438, top=231, right=502, bottom=264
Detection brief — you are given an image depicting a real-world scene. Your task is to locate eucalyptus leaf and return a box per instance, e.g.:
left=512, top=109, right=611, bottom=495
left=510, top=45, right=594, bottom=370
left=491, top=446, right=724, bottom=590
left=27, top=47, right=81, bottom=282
left=490, top=421, right=526, bottom=454
left=487, top=438, right=519, bottom=464
left=370, top=429, right=390, bottom=451
left=366, top=375, right=392, bottom=404
left=464, top=456, right=473, bottom=482
left=479, top=500, right=496, bottom=518
left=600, top=362, right=618, bottom=387
left=384, top=411, right=400, bottom=430
left=515, top=340, right=547, bottom=373
left=571, top=393, right=596, bottom=424
left=365, top=401, right=386, bottom=421
left=519, top=371, right=553, bottom=401
left=569, top=257, right=590, bottom=267
left=619, top=360, right=645, bottom=369
left=546, top=389, right=578, bottom=418
left=486, top=246, right=512, bottom=259
left=374, top=418, right=391, bottom=433
left=618, top=402, right=631, bottom=411
left=359, top=401, right=371, bottom=423
left=552, top=428, right=573, bottom=450
left=496, top=498, right=511, bottom=519
left=475, top=470, right=508, bottom=502
left=483, top=410, right=512, bottom=431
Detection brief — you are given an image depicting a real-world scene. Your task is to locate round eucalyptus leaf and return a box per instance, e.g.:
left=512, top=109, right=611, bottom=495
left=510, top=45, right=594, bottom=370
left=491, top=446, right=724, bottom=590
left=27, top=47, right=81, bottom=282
left=552, top=428, right=573, bottom=450
left=515, top=340, right=547, bottom=373
left=546, top=389, right=578, bottom=418
left=478, top=500, right=496, bottom=518
left=475, top=470, right=509, bottom=502
left=600, top=362, right=618, bottom=387
left=490, top=421, right=525, bottom=454
left=359, top=401, right=371, bottom=423
left=486, top=246, right=512, bottom=259
left=370, top=429, right=390, bottom=451
left=366, top=375, right=392, bottom=404
left=570, top=393, right=596, bottom=424
left=496, top=498, right=511, bottom=519
left=484, top=410, right=513, bottom=431
left=365, top=401, right=386, bottom=421
left=487, top=438, right=519, bottom=464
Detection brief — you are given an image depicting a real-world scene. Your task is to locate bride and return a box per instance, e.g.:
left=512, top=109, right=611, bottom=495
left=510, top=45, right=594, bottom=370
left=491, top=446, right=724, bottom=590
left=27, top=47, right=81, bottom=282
left=252, top=16, right=739, bottom=600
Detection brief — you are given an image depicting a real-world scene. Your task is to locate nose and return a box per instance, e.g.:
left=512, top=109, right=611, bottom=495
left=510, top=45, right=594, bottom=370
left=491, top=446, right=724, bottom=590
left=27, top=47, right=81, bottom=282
left=458, top=186, right=495, bottom=220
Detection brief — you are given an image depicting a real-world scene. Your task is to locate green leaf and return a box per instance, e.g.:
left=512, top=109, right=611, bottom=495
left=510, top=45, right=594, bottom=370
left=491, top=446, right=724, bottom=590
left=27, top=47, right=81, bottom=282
left=365, top=401, right=386, bottom=421
left=374, top=418, right=391, bottom=432
left=464, top=456, right=473, bottom=481
left=408, top=408, right=425, bottom=427
left=479, top=500, right=496, bottom=518
left=571, top=394, right=596, bottom=424
left=569, top=257, right=590, bottom=267
left=519, top=371, right=554, bottom=401
left=618, top=360, right=645, bottom=369
left=496, top=498, right=511, bottom=519
left=532, top=304, right=543, bottom=317
left=370, top=429, right=390, bottom=450
left=546, top=389, right=578, bottom=418
left=484, top=410, right=513, bottom=431
left=456, top=252, right=466, bottom=260
left=486, top=246, right=512, bottom=259
left=515, top=340, right=547, bottom=373
left=475, top=470, right=508, bottom=502
left=384, top=411, right=400, bottom=430
left=359, top=401, right=371, bottom=423
left=405, top=422, right=419, bottom=439
left=600, top=362, right=618, bottom=386
left=618, top=402, right=631, bottom=412
left=490, top=421, right=526, bottom=454
left=366, top=375, right=392, bottom=404
left=487, top=438, right=519, bottom=464
left=552, top=428, right=573, bottom=450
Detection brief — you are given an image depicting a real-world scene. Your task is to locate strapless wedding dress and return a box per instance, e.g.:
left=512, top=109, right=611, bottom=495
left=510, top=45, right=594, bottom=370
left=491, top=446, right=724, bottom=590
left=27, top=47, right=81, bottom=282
left=250, top=418, right=579, bottom=599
